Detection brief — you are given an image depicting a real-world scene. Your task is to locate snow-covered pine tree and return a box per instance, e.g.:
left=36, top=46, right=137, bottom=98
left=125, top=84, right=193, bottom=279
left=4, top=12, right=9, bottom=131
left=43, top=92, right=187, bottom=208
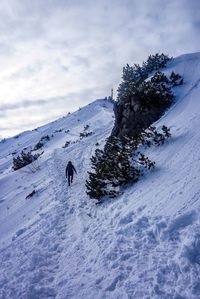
left=13, top=150, right=41, bottom=171
left=104, top=136, right=138, bottom=186
left=86, top=149, right=107, bottom=199
left=117, top=63, right=147, bottom=103
left=86, top=53, right=176, bottom=201
left=117, top=54, right=171, bottom=104
left=161, top=125, right=171, bottom=138
left=137, top=126, right=171, bottom=148
left=86, top=134, right=157, bottom=201
left=136, top=71, right=174, bottom=110
left=170, top=71, right=184, bottom=86
left=143, top=53, right=171, bottom=73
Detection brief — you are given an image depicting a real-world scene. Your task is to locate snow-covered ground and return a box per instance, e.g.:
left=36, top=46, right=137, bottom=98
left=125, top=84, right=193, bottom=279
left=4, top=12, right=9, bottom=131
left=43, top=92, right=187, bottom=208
left=0, top=52, right=200, bottom=299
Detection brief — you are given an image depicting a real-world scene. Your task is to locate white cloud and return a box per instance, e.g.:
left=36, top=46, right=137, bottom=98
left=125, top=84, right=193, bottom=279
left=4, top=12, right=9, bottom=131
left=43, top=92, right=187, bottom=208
left=0, top=0, right=199, bottom=136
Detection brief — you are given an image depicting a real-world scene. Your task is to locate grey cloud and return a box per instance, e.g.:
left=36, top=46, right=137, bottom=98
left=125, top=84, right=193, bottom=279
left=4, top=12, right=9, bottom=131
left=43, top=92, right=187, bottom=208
left=7, top=63, right=43, bottom=80
left=60, top=65, right=70, bottom=73
left=0, top=86, right=105, bottom=114
left=0, top=0, right=199, bottom=137
left=0, top=99, right=48, bottom=112
left=0, top=85, right=108, bottom=136
left=72, top=56, right=90, bottom=68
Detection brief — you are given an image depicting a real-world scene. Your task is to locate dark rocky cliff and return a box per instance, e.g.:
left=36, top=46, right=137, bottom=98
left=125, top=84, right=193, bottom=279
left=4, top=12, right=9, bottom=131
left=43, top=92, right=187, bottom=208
left=110, top=54, right=183, bottom=139
left=111, top=96, right=164, bottom=138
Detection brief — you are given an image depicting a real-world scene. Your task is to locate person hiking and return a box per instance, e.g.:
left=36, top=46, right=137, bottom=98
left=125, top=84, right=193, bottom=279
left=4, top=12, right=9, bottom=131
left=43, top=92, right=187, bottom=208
left=65, top=161, right=77, bottom=186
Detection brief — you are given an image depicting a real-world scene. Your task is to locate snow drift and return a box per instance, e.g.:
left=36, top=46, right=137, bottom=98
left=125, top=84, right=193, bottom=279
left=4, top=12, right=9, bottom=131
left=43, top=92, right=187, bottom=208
left=0, top=52, right=200, bottom=298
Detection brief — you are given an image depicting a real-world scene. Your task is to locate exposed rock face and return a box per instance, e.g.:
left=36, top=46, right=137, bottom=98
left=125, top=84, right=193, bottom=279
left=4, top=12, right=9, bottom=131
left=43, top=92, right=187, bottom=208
left=111, top=96, right=164, bottom=138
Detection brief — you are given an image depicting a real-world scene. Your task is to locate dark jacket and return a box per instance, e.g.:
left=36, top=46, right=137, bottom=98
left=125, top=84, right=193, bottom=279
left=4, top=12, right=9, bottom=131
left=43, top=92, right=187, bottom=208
left=66, top=162, right=77, bottom=177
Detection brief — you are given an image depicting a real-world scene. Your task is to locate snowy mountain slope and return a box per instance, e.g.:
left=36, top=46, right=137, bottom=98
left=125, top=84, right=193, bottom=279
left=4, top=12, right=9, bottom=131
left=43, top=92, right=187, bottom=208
left=0, top=99, right=114, bottom=245
left=0, top=53, right=200, bottom=298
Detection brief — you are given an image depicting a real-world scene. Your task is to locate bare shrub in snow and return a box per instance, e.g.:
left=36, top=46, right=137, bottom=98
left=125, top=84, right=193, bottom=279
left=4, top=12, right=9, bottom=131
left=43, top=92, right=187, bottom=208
left=34, top=135, right=50, bottom=150
left=80, top=132, right=93, bottom=139
left=62, top=141, right=71, bottom=148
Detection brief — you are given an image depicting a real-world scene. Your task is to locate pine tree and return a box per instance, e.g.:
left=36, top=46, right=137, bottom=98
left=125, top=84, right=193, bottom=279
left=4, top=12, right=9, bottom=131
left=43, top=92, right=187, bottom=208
left=86, top=132, right=159, bottom=201
left=170, top=71, right=183, bottom=86
left=144, top=53, right=171, bottom=73
left=135, top=71, right=174, bottom=110
left=116, top=53, right=180, bottom=116
left=86, top=53, right=176, bottom=202
left=13, top=150, right=41, bottom=171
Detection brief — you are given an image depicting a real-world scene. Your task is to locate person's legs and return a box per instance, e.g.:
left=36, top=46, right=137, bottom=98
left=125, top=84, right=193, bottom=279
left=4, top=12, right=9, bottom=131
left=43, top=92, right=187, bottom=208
left=71, top=173, right=74, bottom=183
left=68, top=175, right=70, bottom=186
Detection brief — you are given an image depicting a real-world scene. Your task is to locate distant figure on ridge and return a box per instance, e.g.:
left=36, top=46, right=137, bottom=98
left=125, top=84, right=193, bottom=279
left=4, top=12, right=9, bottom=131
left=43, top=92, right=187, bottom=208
left=65, top=161, right=77, bottom=186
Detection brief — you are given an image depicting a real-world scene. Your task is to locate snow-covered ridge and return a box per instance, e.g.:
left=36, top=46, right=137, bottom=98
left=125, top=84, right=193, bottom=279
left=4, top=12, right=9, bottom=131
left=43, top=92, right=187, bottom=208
left=0, top=53, right=200, bottom=298
left=0, top=99, right=113, bottom=174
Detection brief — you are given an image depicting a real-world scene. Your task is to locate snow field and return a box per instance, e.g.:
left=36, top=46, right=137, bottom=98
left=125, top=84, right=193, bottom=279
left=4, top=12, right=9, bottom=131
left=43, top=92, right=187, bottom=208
left=0, top=53, right=200, bottom=298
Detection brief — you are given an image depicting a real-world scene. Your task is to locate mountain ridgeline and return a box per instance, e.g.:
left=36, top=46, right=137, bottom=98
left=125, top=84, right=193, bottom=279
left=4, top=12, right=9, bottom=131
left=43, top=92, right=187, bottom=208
left=86, top=53, right=183, bottom=201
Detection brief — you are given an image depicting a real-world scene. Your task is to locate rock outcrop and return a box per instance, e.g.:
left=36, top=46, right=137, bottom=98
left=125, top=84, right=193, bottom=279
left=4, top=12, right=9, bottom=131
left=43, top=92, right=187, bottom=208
left=111, top=96, right=163, bottom=138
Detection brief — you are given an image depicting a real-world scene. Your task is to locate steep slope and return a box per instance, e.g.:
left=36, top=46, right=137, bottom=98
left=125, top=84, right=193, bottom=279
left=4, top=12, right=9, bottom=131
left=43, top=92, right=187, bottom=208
left=0, top=53, right=200, bottom=299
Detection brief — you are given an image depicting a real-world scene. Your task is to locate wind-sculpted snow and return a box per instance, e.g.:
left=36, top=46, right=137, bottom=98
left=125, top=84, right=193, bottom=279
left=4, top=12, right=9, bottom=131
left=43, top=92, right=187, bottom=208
left=0, top=53, right=200, bottom=298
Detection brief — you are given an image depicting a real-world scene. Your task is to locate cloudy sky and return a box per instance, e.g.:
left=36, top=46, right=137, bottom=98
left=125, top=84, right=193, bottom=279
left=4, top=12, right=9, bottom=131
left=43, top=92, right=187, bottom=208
left=0, top=0, right=199, bottom=137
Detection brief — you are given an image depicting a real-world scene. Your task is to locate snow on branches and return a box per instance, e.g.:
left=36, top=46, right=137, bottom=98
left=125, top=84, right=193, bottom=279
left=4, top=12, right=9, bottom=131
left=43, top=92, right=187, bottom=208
left=86, top=125, right=171, bottom=201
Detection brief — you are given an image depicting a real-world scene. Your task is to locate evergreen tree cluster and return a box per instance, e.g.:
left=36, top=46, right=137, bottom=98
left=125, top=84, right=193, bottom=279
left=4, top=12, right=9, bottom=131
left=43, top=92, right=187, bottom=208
left=138, top=125, right=171, bottom=147
left=86, top=125, right=171, bottom=201
left=117, top=53, right=183, bottom=109
left=135, top=71, right=175, bottom=110
left=170, top=71, right=183, bottom=86
left=144, top=53, right=171, bottom=73
left=13, top=150, right=42, bottom=171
